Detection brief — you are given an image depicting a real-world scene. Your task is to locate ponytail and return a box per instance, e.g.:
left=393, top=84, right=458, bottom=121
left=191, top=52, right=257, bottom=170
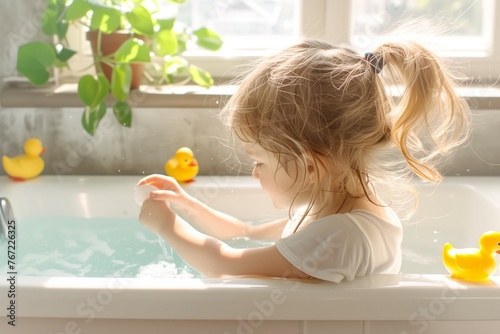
left=375, top=42, right=469, bottom=183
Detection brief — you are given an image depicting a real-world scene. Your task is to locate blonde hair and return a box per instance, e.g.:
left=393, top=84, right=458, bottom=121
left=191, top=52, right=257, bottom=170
left=222, top=39, right=469, bottom=225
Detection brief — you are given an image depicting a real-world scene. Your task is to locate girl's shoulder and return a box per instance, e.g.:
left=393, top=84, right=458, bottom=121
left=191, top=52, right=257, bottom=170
left=281, top=201, right=401, bottom=238
left=298, top=207, right=401, bottom=238
left=348, top=207, right=401, bottom=227
left=345, top=208, right=402, bottom=240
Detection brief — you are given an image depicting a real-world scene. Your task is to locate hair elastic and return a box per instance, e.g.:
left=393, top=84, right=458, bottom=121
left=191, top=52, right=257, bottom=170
left=364, top=52, right=384, bottom=74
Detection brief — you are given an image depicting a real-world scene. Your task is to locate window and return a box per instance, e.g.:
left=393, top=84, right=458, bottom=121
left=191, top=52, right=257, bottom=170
left=345, top=0, right=499, bottom=81
left=176, top=0, right=300, bottom=51
left=350, top=0, right=494, bottom=57
left=60, top=0, right=499, bottom=82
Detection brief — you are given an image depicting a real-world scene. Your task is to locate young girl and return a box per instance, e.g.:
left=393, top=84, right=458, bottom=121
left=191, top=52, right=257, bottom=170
left=137, top=39, right=469, bottom=282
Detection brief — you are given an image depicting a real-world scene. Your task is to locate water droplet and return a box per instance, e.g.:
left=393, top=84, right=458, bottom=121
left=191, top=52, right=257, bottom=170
left=467, top=169, right=470, bottom=172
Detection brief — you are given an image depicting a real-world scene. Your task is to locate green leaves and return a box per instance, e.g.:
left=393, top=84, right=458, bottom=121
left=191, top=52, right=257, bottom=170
left=65, top=0, right=90, bottom=21
left=113, top=101, right=132, bottom=127
left=89, top=4, right=121, bottom=33
left=79, top=70, right=109, bottom=135
left=159, top=57, right=214, bottom=88
left=156, top=29, right=179, bottom=56
left=113, top=39, right=149, bottom=101
left=16, top=42, right=56, bottom=86
left=77, top=73, right=134, bottom=135
left=189, top=65, right=214, bottom=88
left=78, top=74, right=110, bottom=108
left=114, top=38, right=151, bottom=63
left=163, top=56, right=188, bottom=75
left=111, top=63, right=132, bottom=102
left=17, top=0, right=223, bottom=136
left=193, top=28, right=223, bottom=51
left=76, top=36, right=147, bottom=135
left=53, top=45, right=77, bottom=68
left=161, top=56, right=188, bottom=83
left=127, top=5, right=155, bottom=36
left=41, top=0, right=70, bottom=39
left=158, top=18, right=175, bottom=30
left=82, top=103, right=107, bottom=136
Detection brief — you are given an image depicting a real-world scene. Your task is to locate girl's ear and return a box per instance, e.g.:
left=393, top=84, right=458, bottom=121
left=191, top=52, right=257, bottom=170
left=303, top=152, right=329, bottom=181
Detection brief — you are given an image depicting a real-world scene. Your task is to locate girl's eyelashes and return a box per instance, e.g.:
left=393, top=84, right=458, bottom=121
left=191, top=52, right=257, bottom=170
left=253, top=161, right=263, bottom=168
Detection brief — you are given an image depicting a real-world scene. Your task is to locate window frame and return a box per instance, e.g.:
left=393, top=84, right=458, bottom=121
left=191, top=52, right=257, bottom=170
left=59, top=0, right=500, bottom=84
left=325, top=1, right=500, bottom=82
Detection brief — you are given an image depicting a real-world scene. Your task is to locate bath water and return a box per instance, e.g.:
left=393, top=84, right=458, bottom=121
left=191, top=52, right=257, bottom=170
left=0, top=217, right=270, bottom=278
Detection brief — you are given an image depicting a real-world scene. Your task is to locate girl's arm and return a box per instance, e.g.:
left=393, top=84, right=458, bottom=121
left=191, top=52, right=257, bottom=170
left=173, top=197, right=288, bottom=240
left=140, top=199, right=309, bottom=278
left=136, top=174, right=287, bottom=240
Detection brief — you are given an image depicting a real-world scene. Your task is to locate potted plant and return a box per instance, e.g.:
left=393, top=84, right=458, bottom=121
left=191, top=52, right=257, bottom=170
left=16, top=0, right=223, bottom=135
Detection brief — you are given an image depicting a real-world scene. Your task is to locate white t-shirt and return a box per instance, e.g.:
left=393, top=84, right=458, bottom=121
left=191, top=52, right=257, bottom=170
left=275, top=209, right=402, bottom=283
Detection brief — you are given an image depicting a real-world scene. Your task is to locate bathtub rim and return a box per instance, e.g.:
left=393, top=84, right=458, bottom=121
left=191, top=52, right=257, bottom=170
left=1, top=273, right=500, bottom=321
left=1, top=175, right=500, bottom=322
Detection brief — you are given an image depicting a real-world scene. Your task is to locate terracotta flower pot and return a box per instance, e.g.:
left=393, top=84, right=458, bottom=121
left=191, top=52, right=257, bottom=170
left=86, top=30, right=150, bottom=89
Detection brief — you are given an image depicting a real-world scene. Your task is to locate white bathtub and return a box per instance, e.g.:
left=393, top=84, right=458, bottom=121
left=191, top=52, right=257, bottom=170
left=1, top=175, right=500, bottom=334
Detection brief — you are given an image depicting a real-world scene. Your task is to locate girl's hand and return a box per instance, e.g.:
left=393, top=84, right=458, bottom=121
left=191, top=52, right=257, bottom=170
left=136, top=174, right=287, bottom=241
left=139, top=198, right=176, bottom=235
left=136, top=174, right=193, bottom=209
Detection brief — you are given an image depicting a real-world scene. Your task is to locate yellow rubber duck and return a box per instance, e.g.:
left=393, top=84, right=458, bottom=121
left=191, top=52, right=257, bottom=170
left=442, top=231, right=500, bottom=281
left=165, top=147, right=199, bottom=183
left=2, top=138, right=46, bottom=181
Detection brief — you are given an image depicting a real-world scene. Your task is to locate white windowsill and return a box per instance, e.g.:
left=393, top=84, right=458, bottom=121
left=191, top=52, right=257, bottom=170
left=0, top=83, right=237, bottom=109
left=1, top=82, right=500, bottom=110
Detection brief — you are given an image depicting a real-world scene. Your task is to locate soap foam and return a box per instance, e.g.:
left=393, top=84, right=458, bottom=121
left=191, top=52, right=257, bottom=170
left=136, top=261, right=197, bottom=279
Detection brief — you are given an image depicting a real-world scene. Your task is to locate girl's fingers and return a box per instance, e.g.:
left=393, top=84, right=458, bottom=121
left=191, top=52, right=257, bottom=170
left=135, top=174, right=162, bottom=187
left=136, top=174, right=178, bottom=190
left=150, top=190, right=177, bottom=201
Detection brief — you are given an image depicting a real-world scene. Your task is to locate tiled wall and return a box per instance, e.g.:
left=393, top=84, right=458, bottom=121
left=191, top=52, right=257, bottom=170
left=0, top=107, right=251, bottom=177
left=1, top=107, right=500, bottom=177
